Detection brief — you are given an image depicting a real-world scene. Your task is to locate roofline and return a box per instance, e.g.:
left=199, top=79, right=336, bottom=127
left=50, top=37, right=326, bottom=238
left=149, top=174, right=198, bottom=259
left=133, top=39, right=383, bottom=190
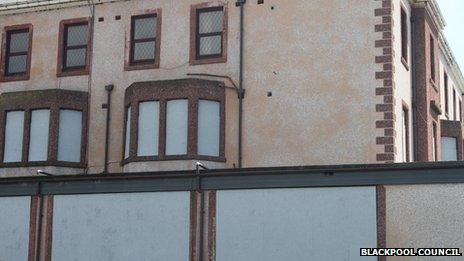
left=410, top=0, right=464, bottom=91
left=0, top=0, right=124, bottom=15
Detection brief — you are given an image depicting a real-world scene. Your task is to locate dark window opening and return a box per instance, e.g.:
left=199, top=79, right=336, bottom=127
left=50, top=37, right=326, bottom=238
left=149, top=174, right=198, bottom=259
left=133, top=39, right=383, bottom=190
left=444, top=72, right=449, bottom=116
left=130, top=14, right=157, bottom=65
left=400, top=8, right=408, bottom=63
left=402, top=106, right=410, bottom=162
left=196, top=7, right=224, bottom=60
left=430, top=36, right=435, bottom=82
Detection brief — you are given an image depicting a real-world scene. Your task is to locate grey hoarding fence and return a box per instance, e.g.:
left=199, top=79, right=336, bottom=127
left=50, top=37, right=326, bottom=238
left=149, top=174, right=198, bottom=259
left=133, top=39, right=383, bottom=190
left=2, top=161, right=464, bottom=196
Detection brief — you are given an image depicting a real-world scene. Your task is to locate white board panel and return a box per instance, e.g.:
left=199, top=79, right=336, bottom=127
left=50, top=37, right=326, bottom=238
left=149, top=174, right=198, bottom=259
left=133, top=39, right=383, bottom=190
left=52, top=192, right=190, bottom=261
left=0, top=196, right=31, bottom=261
left=216, top=187, right=377, bottom=261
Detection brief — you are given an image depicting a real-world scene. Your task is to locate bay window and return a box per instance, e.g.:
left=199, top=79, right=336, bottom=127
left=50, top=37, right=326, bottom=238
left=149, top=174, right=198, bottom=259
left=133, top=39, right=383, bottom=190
left=3, top=111, right=25, bottom=163
left=123, top=79, right=225, bottom=163
left=28, top=109, right=50, bottom=162
left=0, top=90, right=88, bottom=167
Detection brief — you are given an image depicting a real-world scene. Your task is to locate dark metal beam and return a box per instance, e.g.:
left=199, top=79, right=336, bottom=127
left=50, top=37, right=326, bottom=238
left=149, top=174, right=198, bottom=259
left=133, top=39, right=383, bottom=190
left=2, top=162, right=464, bottom=197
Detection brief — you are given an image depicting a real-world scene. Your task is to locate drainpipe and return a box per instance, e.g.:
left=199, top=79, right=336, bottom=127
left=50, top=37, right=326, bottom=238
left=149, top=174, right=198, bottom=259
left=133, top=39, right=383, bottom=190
left=102, top=84, right=114, bottom=173
left=237, top=0, right=245, bottom=168
left=411, top=14, right=419, bottom=161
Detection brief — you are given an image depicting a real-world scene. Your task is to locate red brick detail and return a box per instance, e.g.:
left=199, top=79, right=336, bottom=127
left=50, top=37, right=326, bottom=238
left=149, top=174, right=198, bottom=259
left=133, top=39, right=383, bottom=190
left=375, top=0, right=396, bottom=162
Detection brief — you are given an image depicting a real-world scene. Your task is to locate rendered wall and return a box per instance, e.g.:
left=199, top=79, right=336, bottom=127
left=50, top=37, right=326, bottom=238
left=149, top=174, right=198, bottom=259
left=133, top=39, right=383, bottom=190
left=51, top=192, right=190, bottom=261
left=0, top=196, right=31, bottom=261
left=0, top=0, right=381, bottom=177
left=216, top=187, right=378, bottom=261
left=386, top=184, right=464, bottom=261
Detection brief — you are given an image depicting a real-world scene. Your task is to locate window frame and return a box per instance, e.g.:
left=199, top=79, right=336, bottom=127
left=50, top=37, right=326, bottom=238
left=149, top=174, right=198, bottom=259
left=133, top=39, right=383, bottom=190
left=190, top=3, right=228, bottom=65
left=57, top=18, right=92, bottom=77
left=401, top=104, right=410, bottom=162
left=125, top=10, right=162, bottom=71
left=430, top=35, right=436, bottom=83
left=0, top=24, right=33, bottom=82
left=444, top=71, right=449, bottom=116
left=400, top=7, right=409, bottom=69
left=122, top=79, right=225, bottom=164
left=0, top=89, right=88, bottom=168
left=432, top=122, right=438, bottom=161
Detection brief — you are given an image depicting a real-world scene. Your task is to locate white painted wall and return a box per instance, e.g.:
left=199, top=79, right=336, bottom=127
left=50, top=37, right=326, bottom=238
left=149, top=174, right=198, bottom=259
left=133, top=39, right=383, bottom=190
left=0, top=196, right=31, bottom=261
left=216, top=187, right=377, bottom=261
left=52, top=192, right=190, bottom=261
left=393, top=0, right=413, bottom=162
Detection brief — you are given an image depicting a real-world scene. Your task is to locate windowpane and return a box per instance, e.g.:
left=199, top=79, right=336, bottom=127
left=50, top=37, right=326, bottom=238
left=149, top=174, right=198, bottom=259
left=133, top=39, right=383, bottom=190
left=133, top=41, right=155, bottom=61
left=7, top=55, right=27, bottom=74
left=199, top=10, right=223, bottom=34
left=58, top=109, right=82, bottom=162
left=125, top=107, right=131, bottom=159
left=9, top=32, right=29, bottom=53
left=441, top=137, right=457, bottom=161
left=166, top=100, right=188, bottom=155
left=66, top=24, right=88, bottom=46
left=137, top=101, right=159, bottom=156
left=134, top=16, right=156, bottom=40
left=199, top=35, right=222, bottom=56
left=29, top=109, right=50, bottom=162
left=3, top=111, right=24, bottom=163
left=65, top=48, right=86, bottom=68
left=198, top=100, right=220, bottom=156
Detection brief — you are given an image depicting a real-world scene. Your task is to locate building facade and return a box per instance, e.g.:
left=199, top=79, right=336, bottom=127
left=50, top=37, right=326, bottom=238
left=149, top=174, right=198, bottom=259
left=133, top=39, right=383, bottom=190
left=0, top=0, right=463, bottom=177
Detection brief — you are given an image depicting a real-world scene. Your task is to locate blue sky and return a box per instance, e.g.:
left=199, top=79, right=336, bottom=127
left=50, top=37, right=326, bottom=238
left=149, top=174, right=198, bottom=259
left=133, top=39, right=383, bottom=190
left=437, top=0, right=464, bottom=70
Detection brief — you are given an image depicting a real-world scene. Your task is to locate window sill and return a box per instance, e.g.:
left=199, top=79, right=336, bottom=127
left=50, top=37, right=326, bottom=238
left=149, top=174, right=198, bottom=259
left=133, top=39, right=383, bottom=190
left=190, top=56, right=227, bottom=66
left=401, top=57, right=409, bottom=71
left=57, top=69, right=89, bottom=78
left=0, top=73, right=30, bottom=82
left=122, top=155, right=226, bottom=166
left=0, top=161, right=86, bottom=169
left=124, top=62, right=159, bottom=71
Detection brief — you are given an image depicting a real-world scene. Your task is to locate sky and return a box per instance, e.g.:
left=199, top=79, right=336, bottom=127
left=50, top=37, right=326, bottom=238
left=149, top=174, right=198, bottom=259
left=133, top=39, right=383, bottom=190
left=437, top=0, right=464, bottom=70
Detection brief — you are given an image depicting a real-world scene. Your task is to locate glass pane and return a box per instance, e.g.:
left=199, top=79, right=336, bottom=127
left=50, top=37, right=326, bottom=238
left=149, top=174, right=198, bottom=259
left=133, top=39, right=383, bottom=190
left=124, top=107, right=131, bottom=159
left=7, top=55, right=27, bottom=74
left=199, top=10, right=223, bottom=34
left=198, top=100, right=220, bottom=156
left=66, top=48, right=86, bottom=68
left=66, top=24, right=88, bottom=46
left=166, top=100, right=188, bottom=155
left=3, top=111, right=24, bottom=163
left=29, top=109, right=50, bottom=162
left=199, top=35, right=222, bottom=56
left=133, top=41, right=155, bottom=61
left=9, top=32, right=29, bottom=53
left=134, top=16, right=156, bottom=40
left=58, top=110, right=82, bottom=162
left=137, top=101, right=159, bottom=156
left=441, top=137, right=458, bottom=161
